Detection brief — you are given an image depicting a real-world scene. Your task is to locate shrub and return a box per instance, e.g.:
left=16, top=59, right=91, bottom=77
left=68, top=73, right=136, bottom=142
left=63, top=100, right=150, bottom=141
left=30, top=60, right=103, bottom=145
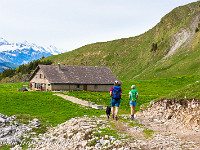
left=151, top=43, right=158, bottom=52
left=195, top=27, right=199, bottom=33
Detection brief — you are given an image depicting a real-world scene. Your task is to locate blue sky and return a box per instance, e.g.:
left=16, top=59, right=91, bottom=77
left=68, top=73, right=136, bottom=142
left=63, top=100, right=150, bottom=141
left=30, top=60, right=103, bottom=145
left=0, top=0, right=197, bottom=52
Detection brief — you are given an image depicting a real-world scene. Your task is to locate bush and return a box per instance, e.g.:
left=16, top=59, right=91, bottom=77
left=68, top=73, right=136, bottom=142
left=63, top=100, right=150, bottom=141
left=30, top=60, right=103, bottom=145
left=1, top=59, right=53, bottom=80
left=195, top=27, right=199, bottom=33
left=151, top=43, right=158, bottom=52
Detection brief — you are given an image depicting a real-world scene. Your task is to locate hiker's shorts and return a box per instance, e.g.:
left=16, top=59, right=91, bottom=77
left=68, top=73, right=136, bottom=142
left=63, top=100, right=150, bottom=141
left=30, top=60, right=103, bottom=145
left=130, top=100, right=137, bottom=106
left=111, top=98, right=121, bottom=107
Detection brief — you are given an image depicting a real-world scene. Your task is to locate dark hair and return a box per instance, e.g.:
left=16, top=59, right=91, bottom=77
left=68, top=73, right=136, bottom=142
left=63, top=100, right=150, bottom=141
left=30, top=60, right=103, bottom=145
left=114, top=82, right=118, bottom=86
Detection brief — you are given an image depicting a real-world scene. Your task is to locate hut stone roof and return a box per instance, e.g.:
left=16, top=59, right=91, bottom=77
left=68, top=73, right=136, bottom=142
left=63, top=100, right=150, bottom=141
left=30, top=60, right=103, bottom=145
left=30, top=65, right=120, bottom=84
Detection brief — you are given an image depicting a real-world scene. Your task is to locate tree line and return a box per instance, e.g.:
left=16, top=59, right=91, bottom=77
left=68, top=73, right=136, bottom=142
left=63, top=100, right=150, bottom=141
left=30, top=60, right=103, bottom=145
left=0, top=59, right=52, bottom=80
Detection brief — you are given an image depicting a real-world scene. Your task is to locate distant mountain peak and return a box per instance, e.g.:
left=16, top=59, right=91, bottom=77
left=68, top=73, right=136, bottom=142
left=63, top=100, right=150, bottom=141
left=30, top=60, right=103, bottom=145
left=0, top=38, right=61, bottom=54
left=0, top=37, right=9, bottom=46
left=0, top=38, right=62, bottom=65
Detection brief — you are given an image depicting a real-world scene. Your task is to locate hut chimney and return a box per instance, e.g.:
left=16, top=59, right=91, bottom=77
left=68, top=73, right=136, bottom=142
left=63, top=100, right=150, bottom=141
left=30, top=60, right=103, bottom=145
left=58, top=63, right=61, bottom=71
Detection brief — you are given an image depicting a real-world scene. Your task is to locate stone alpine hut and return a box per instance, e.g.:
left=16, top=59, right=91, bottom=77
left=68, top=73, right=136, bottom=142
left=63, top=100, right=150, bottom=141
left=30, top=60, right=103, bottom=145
left=29, top=64, right=121, bottom=92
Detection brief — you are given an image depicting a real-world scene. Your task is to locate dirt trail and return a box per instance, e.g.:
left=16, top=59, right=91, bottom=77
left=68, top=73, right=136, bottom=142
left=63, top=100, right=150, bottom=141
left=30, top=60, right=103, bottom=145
left=53, top=93, right=107, bottom=109
left=53, top=93, right=90, bottom=107
left=100, top=115, right=200, bottom=149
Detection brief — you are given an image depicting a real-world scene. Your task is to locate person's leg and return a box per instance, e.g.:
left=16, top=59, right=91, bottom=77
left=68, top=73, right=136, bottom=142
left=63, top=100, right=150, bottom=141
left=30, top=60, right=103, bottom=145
left=131, top=105, right=135, bottom=116
left=115, top=99, right=121, bottom=120
left=130, top=105, right=133, bottom=115
left=115, top=107, right=119, bottom=120
left=111, top=106, right=114, bottom=117
left=130, top=105, right=135, bottom=120
left=111, top=98, right=115, bottom=119
left=115, top=107, right=119, bottom=116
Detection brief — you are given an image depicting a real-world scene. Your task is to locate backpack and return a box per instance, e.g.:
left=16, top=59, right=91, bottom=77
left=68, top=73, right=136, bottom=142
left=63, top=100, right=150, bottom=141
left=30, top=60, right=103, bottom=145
left=112, top=86, right=121, bottom=99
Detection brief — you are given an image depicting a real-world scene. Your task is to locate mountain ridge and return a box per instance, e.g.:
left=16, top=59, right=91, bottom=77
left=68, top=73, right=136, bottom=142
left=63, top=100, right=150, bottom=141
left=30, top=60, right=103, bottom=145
left=0, top=37, right=62, bottom=65
left=44, top=1, right=200, bottom=80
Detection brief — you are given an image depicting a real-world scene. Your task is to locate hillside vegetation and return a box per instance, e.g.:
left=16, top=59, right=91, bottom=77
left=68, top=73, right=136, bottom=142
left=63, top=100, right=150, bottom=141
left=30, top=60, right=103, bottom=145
left=0, top=58, right=52, bottom=83
left=0, top=62, right=19, bottom=73
left=45, top=2, right=200, bottom=80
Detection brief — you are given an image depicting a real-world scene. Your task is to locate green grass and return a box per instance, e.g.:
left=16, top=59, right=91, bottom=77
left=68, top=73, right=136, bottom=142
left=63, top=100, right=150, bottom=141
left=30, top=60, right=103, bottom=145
left=164, top=79, right=200, bottom=100
left=0, top=145, right=13, bottom=150
left=64, top=75, right=200, bottom=114
left=142, top=128, right=154, bottom=139
left=0, top=83, right=104, bottom=127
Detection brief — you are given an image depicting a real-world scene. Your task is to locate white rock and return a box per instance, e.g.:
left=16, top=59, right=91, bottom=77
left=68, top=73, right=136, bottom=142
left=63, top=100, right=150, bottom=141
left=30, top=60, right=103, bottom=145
left=105, top=135, right=109, bottom=139
left=82, top=140, right=87, bottom=147
left=0, top=118, right=6, bottom=123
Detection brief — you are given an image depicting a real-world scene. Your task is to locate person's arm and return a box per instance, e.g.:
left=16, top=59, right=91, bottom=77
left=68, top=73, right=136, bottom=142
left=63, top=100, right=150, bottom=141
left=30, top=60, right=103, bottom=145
left=136, top=90, right=138, bottom=99
left=136, top=92, right=138, bottom=98
left=110, top=91, right=112, bottom=96
left=128, top=91, right=131, bottom=99
left=110, top=87, right=113, bottom=96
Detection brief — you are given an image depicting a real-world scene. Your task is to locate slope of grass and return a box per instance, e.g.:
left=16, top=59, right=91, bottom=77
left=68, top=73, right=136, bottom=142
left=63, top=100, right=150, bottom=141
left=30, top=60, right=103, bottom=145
left=164, top=79, right=200, bottom=100
left=44, top=2, right=200, bottom=81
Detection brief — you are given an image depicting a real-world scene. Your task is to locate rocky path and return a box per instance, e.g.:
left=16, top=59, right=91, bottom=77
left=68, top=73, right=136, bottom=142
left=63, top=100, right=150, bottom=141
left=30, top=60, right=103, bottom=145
left=11, top=115, right=200, bottom=150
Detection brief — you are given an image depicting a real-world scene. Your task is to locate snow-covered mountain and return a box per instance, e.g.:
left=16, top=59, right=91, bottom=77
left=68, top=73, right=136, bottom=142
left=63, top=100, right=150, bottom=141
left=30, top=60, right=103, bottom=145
left=0, top=37, right=62, bottom=65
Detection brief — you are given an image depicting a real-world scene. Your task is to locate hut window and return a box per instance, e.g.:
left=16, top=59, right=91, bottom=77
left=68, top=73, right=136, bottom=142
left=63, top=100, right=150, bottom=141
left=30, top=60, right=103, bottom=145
left=48, top=84, right=50, bottom=86
left=40, top=74, right=42, bottom=78
left=94, top=85, right=98, bottom=89
left=76, top=85, right=80, bottom=89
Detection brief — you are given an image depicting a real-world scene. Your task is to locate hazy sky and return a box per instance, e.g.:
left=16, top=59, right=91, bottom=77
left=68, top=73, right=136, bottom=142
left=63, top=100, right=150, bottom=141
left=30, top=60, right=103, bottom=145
left=0, top=0, right=198, bottom=52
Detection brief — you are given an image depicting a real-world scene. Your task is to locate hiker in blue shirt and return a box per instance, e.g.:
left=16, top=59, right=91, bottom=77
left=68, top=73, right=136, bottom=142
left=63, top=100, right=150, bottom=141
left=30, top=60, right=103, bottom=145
left=110, top=81, right=122, bottom=121
left=129, top=85, right=138, bottom=120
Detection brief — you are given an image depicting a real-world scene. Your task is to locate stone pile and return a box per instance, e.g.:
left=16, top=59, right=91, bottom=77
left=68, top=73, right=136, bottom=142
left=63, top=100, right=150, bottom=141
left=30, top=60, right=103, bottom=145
left=138, top=99, right=200, bottom=132
left=25, top=116, right=127, bottom=150
left=0, top=113, right=40, bottom=147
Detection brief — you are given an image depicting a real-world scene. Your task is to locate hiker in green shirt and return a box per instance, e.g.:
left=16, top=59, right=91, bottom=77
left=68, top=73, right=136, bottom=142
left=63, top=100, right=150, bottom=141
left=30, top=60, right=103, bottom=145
left=129, top=85, right=138, bottom=120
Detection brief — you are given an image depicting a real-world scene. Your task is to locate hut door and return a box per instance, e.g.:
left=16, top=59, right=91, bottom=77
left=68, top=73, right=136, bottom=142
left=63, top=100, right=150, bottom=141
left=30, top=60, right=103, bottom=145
left=83, top=85, right=87, bottom=91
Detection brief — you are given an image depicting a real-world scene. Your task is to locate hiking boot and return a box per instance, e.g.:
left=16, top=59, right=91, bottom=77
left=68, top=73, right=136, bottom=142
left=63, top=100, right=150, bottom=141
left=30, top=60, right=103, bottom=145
left=115, top=116, right=117, bottom=121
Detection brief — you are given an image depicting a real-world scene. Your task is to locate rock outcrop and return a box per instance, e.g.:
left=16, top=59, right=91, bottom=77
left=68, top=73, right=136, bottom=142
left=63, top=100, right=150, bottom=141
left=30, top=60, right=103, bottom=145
left=138, top=99, right=200, bottom=132
left=0, top=113, right=41, bottom=147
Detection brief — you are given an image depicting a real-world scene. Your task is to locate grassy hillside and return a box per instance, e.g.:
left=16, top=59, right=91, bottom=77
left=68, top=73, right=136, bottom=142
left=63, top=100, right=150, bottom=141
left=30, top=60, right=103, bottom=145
left=45, top=2, right=200, bottom=80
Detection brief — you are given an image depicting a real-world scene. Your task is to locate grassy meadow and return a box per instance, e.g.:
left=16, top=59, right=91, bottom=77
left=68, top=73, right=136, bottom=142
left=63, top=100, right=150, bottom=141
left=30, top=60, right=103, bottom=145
left=0, top=83, right=104, bottom=127
left=64, top=75, right=200, bottom=114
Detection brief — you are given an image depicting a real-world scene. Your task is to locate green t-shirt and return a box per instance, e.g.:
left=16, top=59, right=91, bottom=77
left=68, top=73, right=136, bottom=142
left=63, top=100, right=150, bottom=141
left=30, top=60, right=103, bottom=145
left=130, top=89, right=137, bottom=101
